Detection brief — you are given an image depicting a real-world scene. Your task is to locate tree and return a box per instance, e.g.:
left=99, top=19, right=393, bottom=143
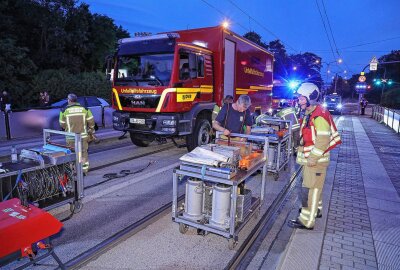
left=0, top=38, right=37, bottom=108
left=266, top=40, right=290, bottom=81
left=0, top=0, right=129, bottom=108
left=243, top=31, right=268, bottom=48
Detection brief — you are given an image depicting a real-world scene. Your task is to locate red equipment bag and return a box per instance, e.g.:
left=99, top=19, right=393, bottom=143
left=0, top=198, right=63, bottom=259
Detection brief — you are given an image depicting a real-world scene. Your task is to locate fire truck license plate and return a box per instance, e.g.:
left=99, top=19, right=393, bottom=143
left=130, top=118, right=145, bottom=124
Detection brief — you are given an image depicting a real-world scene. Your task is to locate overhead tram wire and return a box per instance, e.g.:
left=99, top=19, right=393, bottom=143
left=200, top=0, right=250, bottom=33
left=315, top=0, right=353, bottom=79
left=321, top=0, right=340, bottom=57
left=315, top=0, right=336, bottom=61
left=321, top=0, right=354, bottom=74
left=201, top=0, right=274, bottom=51
left=340, top=36, right=400, bottom=50
left=227, top=0, right=298, bottom=53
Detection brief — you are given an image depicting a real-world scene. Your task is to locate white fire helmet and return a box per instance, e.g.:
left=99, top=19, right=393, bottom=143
left=297, top=83, right=320, bottom=105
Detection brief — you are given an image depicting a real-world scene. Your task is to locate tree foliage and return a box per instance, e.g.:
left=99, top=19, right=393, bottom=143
left=244, top=31, right=323, bottom=88
left=0, top=0, right=129, bottom=109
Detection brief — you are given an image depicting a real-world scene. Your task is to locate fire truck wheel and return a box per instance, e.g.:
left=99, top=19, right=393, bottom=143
left=129, top=132, right=153, bottom=147
left=186, top=118, right=211, bottom=152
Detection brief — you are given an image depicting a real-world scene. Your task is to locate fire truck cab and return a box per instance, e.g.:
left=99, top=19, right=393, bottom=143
left=110, top=26, right=274, bottom=151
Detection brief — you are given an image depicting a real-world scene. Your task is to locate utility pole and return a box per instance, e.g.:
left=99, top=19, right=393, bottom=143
left=333, top=73, right=338, bottom=94
left=380, top=67, right=387, bottom=105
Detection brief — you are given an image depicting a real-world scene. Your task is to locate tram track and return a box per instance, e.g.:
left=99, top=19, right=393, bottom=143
left=89, top=143, right=175, bottom=172
left=61, top=166, right=303, bottom=270
left=64, top=194, right=185, bottom=270
left=226, top=165, right=303, bottom=269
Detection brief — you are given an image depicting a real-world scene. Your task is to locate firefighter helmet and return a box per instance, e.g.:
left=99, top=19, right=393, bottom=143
left=297, top=83, right=320, bottom=105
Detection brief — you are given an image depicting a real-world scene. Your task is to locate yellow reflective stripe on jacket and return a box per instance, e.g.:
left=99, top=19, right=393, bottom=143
left=311, top=147, right=325, bottom=156
left=317, top=130, right=331, bottom=136
left=59, top=103, right=94, bottom=135
left=296, top=155, right=329, bottom=165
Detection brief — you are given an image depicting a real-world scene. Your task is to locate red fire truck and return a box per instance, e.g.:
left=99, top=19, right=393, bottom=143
left=110, top=26, right=274, bottom=151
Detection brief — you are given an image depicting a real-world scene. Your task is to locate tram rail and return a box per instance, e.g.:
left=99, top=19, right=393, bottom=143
left=64, top=194, right=186, bottom=270
left=60, top=166, right=302, bottom=269
left=227, top=165, right=303, bottom=269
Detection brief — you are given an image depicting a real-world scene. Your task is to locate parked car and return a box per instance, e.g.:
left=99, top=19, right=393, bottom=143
left=323, top=94, right=342, bottom=115
left=51, top=96, right=110, bottom=126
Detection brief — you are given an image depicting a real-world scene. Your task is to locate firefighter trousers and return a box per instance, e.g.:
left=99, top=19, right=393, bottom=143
left=298, top=164, right=328, bottom=229
left=67, top=138, right=89, bottom=173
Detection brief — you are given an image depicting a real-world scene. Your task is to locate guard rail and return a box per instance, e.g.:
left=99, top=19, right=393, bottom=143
left=0, top=107, right=114, bottom=140
left=371, top=105, right=400, bottom=134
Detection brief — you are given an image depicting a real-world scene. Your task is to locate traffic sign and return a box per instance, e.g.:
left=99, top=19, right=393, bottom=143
left=370, top=57, right=378, bottom=71
left=358, top=75, right=366, bottom=82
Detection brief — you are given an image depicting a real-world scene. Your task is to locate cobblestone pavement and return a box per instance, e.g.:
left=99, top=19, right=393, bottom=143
left=265, top=114, right=400, bottom=270
left=319, top=117, right=378, bottom=270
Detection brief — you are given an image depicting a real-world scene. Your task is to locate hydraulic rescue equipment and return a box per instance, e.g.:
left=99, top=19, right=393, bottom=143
left=173, top=132, right=269, bottom=249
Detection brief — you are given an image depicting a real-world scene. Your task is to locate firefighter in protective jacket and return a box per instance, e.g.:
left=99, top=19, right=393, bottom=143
left=288, top=83, right=341, bottom=230
left=59, top=94, right=95, bottom=174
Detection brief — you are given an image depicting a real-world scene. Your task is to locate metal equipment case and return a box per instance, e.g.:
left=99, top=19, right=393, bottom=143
left=172, top=133, right=268, bottom=249
left=0, top=129, right=84, bottom=212
left=252, top=118, right=292, bottom=180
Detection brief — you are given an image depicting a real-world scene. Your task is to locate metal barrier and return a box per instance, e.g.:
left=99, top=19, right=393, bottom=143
left=372, top=105, right=400, bottom=134
left=0, top=107, right=114, bottom=140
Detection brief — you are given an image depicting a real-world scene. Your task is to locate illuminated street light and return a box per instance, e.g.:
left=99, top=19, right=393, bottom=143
left=292, top=66, right=297, bottom=71
left=222, top=20, right=230, bottom=28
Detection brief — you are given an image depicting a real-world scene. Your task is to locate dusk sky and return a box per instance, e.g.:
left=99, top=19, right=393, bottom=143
left=83, top=0, right=400, bottom=82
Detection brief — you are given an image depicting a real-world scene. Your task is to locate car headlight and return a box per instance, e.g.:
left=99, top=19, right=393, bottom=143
left=268, top=108, right=273, bottom=113
left=337, top=104, right=343, bottom=109
left=322, top=103, right=327, bottom=108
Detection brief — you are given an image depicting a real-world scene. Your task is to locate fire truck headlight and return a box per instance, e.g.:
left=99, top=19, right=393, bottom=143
left=162, top=120, right=176, bottom=126
left=323, top=103, right=327, bottom=108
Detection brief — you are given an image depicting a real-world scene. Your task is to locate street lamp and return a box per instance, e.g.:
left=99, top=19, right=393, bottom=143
left=322, top=59, right=343, bottom=94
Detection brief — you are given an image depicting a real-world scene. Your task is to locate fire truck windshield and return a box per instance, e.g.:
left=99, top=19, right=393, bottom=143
left=115, top=53, right=174, bottom=87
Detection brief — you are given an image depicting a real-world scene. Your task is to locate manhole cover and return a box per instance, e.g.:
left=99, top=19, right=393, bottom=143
left=379, top=147, right=400, bottom=154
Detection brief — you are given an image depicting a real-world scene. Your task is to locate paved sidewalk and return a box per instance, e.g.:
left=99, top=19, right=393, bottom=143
left=279, top=115, right=400, bottom=270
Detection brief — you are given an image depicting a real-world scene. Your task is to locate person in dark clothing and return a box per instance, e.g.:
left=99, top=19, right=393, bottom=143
left=0, top=91, right=11, bottom=112
left=39, top=91, right=50, bottom=107
left=360, top=97, right=368, bottom=115
left=213, top=95, right=253, bottom=135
